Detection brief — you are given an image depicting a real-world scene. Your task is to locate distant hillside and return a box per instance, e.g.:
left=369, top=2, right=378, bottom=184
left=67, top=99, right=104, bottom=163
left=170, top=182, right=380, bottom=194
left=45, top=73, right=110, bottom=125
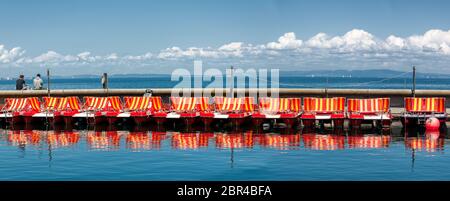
left=40, top=69, right=450, bottom=79
left=279, top=69, right=450, bottom=78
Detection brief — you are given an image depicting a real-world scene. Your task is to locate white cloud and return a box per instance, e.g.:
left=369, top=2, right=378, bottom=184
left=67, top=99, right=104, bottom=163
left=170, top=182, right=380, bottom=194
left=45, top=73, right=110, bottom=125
left=125, top=52, right=153, bottom=60
left=305, top=29, right=377, bottom=51
left=440, top=43, right=450, bottom=55
left=157, top=46, right=220, bottom=59
left=2, top=28, right=450, bottom=73
left=219, top=42, right=242, bottom=51
left=106, top=53, right=119, bottom=60
left=32, top=51, right=64, bottom=63
left=406, top=29, right=450, bottom=52
left=157, top=45, right=246, bottom=59
left=78, top=52, right=94, bottom=61
left=0, top=45, right=25, bottom=63
left=339, top=29, right=377, bottom=50
left=385, top=35, right=406, bottom=50
left=305, top=33, right=330, bottom=48
left=266, top=32, right=303, bottom=50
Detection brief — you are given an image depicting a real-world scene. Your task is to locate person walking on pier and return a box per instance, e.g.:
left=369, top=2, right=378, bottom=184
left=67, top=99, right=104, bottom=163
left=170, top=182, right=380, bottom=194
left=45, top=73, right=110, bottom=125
left=15, top=75, right=26, bottom=90
left=33, top=74, right=44, bottom=90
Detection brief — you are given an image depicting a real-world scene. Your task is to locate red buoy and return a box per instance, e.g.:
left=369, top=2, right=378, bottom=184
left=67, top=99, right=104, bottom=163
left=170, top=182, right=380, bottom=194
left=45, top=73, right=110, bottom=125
left=425, top=117, right=440, bottom=131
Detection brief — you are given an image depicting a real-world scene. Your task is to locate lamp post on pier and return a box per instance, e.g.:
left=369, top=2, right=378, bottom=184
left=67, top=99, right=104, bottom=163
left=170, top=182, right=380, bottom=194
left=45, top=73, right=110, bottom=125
left=412, top=66, right=416, bottom=97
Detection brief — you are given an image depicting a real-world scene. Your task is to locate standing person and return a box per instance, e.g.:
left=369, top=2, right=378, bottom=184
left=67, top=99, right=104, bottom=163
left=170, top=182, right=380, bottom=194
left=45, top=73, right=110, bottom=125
left=101, top=73, right=107, bottom=89
left=16, top=75, right=26, bottom=90
left=33, top=74, right=44, bottom=90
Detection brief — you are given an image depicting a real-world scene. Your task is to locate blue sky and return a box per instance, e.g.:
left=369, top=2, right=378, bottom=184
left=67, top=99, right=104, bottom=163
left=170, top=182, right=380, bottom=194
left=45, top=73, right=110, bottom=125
left=1, top=0, right=450, bottom=76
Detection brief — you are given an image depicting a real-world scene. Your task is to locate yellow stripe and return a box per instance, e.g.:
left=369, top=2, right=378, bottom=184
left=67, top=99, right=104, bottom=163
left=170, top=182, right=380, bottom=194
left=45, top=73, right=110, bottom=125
left=186, top=97, right=192, bottom=111
left=327, top=98, right=331, bottom=111
left=316, top=98, right=320, bottom=111
left=128, top=97, right=134, bottom=110
left=234, top=98, right=241, bottom=111
left=269, top=98, right=274, bottom=112
left=431, top=98, right=435, bottom=111
left=178, top=97, right=184, bottom=111
left=224, top=98, right=230, bottom=111
left=413, top=98, right=417, bottom=111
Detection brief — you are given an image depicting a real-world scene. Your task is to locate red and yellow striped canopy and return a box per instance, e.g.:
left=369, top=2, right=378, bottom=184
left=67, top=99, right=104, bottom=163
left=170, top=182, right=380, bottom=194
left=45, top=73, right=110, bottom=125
left=170, top=97, right=197, bottom=112
left=124, top=96, right=152, bottom=111
left=258, top=97, right=301, bottom=113
left=3, top=98, right=29, bottom=111
left=347, top=98, right=390, bottom=113
left=404, top=97, right=445, bottom=113
left=289, top=98, right=302, bottom=113
left=106, top=96, right=123, bottom=111
left=151, top=96, right=163, bottom=111
left=214, top=97, right=243, bottom=112
left=243, top=97, right=255, bottom=113
left=4, top=97, right=40, bottom=112
left=197, top=97, right=211, bottom=112
left=43, top=97, right=59, bottom=110
left=84, top=97, right=108, bottom=111
left=303, top=97, right=345, bottom=113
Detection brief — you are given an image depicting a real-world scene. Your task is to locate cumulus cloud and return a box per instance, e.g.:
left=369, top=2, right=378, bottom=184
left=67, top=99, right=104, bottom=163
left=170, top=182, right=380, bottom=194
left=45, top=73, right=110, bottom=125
left=219, top=42, right=242, bottom=51
left=0, top=45, right=25, bottom=63
left=106, top=53, right=119, bottom=60
left=305, top=29, right=377, bottom=51
left=32, top=51, right=65, bottom=63
left=266, top=32, right=303, bottom=50
left=77, top=52, right=100, bottom=62
left=157, top=43, right=248, bottom=60
left=124, top=52, right=153, bottom=60
left=2, top=28, right=450, bottom=72
left=440, top=43, right=450, bottom=55
left=157, top=46, right=221, bottom=59
left=406, top=29, right=450, bottom=52
left=384, top=35, right=406, bottom=50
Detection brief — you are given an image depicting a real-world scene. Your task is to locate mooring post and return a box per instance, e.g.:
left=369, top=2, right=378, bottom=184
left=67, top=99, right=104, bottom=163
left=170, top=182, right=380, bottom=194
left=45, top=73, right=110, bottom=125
left=230, top=66, right=234, bottom=98
left=102, top=73, right=108, bottom=96
left=46, top=68, right=50, bottom=126
left=47, top=68, right=50, bottom=97
left=412, top=66, right=416, bottom=97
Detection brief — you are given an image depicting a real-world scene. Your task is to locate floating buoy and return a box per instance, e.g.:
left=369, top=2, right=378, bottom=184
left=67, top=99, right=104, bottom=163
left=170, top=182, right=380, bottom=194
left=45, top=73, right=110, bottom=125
left=425, top=117, right=440, bottom=131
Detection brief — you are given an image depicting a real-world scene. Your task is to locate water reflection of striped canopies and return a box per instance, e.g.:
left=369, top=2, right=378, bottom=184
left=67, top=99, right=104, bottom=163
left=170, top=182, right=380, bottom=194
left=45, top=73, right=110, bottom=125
left=347, top=135, right=391, bottom=149
left=254, top=134, right=301, bottom=149
left=5, top=130, right=79, bottom=148
left=302, top=134, right=346, bottom=150
left=0, top=130, right=446, bottom=152
left=215, top=133, right=254, bottom=149
left=126, top=131, right=168, bottom=150
left=86, top=130, right=124, bottom=150
left=171, top=132, right=214, bottom=149
left=405, top=132, right=445, bottom=152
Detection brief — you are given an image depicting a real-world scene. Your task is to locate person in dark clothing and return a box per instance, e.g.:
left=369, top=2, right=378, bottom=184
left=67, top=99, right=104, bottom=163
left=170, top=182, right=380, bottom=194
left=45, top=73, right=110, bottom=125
left=16, top=75, right=26, bottom=90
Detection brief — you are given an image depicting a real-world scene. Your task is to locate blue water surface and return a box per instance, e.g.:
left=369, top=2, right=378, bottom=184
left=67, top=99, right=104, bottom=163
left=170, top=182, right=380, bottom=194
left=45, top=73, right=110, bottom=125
left=1, top=76, right=450, bottom=90
left=0, top=128, right=448, bottom=181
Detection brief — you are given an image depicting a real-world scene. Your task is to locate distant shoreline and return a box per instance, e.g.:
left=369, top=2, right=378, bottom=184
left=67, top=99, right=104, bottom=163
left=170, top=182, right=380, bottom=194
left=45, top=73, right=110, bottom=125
left=0, top=69, right=447, bottom=79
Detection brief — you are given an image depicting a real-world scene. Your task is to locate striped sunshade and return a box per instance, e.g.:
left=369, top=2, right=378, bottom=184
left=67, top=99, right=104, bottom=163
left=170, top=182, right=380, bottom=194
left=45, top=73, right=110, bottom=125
left=404, top=97, right=446, bottom=113
left=347, top=98, right=390, bottom=113
left=303, top=97, right=345, bottom=113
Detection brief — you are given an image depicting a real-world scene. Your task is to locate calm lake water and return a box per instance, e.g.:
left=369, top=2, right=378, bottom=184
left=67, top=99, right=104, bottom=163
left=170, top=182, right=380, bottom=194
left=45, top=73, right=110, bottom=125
left=1, top=76, right=449, bottom=180
left=0, top=127, right=449, bottom=180
left=1, top=76, right=450, bottom=90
